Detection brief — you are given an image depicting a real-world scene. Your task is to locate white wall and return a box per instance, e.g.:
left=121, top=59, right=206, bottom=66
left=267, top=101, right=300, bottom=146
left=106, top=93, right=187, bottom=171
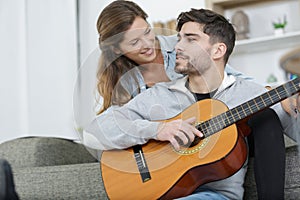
left=0, top=0, right=28, bottom=142
left=26, top=0, right=78, bottom=139
left=0, top=0, right=78, bottom=143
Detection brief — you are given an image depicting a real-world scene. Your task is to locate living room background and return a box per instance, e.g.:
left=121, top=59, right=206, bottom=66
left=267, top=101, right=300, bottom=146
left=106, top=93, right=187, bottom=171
left=1, top=0, right=300, bottom=144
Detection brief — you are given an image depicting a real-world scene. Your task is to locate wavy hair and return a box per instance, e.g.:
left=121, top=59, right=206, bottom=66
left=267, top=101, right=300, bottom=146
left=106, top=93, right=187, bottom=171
left=96, top=0, right=148, bottom=114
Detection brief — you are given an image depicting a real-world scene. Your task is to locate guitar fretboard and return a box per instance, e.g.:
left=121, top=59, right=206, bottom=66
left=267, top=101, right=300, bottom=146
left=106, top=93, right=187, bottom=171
left=196, top=77, right=300, bottom=137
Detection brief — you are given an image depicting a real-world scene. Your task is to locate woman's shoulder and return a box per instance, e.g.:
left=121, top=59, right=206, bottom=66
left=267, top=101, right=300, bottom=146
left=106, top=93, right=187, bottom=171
left=156, top=34, right=177, bottom=51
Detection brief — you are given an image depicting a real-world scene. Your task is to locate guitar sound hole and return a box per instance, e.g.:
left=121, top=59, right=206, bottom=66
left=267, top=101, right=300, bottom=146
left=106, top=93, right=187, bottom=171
left=189, top=136, right=202, bottom=147
left=176, top=136, right=202, bottom=148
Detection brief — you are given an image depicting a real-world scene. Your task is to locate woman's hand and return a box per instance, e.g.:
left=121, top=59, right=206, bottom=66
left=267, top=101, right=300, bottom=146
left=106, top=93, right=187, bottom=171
left=266, top=86, right=299, bottom=117
left=281, top=94, right=300, bottom=117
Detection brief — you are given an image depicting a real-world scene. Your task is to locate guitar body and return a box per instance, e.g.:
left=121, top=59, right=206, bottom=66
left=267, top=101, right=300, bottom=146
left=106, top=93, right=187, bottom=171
left=101, top=99, right=248, bottom=200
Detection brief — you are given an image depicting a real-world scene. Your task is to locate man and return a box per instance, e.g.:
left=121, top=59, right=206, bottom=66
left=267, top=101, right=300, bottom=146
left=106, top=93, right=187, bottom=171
left=87, top=8, right=297, bottom=199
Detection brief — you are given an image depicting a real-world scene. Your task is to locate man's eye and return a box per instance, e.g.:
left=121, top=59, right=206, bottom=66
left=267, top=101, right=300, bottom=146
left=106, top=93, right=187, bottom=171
left=145, top=28, right=151, bottom=35
left=188, top=38, right=196, bottom=42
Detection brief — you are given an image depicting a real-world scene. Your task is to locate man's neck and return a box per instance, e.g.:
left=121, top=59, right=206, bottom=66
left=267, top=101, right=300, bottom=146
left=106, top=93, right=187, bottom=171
left=188, top=66, right=224, bottom=94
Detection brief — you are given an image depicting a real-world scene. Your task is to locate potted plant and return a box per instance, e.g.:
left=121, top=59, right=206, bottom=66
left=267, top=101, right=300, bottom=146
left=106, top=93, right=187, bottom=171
left=272, top=15, right=287, bottom=35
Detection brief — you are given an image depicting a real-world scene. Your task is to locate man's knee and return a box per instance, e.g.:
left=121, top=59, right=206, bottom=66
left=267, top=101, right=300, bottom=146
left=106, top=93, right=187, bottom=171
left=248, top=108, right=282, bottom=128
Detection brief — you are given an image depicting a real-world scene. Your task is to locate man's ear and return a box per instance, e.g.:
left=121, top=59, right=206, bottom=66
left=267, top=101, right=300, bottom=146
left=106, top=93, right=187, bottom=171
left=212, top=43, right=227, bottom=60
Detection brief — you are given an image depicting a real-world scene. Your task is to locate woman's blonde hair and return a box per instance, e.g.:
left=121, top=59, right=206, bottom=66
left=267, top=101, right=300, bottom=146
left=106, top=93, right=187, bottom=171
left=96, top=0, right=148, bottom=114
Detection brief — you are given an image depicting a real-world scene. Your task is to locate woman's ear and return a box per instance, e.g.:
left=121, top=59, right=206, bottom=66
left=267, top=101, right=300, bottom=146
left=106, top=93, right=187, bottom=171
left=212, top=43, right=227, bottom=60
left=113, top=47, right=122, bottom=55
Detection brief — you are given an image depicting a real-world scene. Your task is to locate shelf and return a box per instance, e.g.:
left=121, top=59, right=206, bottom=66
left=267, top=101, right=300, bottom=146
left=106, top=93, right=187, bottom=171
left=232, top=30, right=300, bottom=55
left=205, top=0, right=280, bottom=14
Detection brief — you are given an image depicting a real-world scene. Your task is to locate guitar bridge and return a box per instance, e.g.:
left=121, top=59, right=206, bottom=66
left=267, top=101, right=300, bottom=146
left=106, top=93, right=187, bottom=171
left=133, top=145, right=151, bottom=183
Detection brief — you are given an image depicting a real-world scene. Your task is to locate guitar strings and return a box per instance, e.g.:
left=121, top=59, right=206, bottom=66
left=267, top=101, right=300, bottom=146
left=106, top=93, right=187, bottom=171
left=199, top=80, right=299, bottom=136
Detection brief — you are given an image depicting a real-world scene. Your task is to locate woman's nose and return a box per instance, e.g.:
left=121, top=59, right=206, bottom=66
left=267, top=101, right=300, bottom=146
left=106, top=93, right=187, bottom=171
left=141, top=37, right=153, bottom=48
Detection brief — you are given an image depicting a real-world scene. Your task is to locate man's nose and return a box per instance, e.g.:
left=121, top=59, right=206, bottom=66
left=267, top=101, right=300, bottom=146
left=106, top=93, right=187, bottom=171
left=175, top=40, right=183, bottom=52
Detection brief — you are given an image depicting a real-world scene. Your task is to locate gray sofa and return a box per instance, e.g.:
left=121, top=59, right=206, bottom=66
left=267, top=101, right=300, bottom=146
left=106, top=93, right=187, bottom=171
left=0, top=136, right=299, bottom=200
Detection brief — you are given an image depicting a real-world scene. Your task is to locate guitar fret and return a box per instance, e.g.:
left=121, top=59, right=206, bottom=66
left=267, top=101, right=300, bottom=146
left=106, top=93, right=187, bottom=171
left=259, top=95, right=267, bottom=107
left=204, top=120, right=212, bottom=136
left=211, top=118, right=219, bottom=133
left=261, top=92, right=272, bottom=107
left=246, top=101, right=253, bottom=114
left=252, top=98, right=260, bottom=111
left=283, top=81, right=298, bottom=97
left=214, top=115, right=225, bottom=132
left=291, top=80, right=300, bottom=92
left=255, top=95, right=266, bottom=110
left=198, top=123, right=208, bottom=137
left=210, top=118, right=217, bottom=131
left=278, top=85, right=286, bottom=98
left=219, top=114, right=227, bottom=129
left=268, top=89, right=280, bottom=103
left=275, top=88, right=282, bottom=102
left=223, top=112, right=230, bottom=126
left=199, top=122, right=206, bottom=135
left=238, top=104, right=247, bottom=119
left=230, top=108, right=237, bottom=121
left=236, top=107, right=242, bottom=119
left=209, top=118, right=218, bottom=136
left=266, top=90, right=274, bottom=104
left=285, top=82, right=292, bottom=92
left=227, top=110, right=235, bottom=123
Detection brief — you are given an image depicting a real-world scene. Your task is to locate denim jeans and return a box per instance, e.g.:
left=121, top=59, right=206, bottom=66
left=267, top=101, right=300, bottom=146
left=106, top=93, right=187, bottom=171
left=174, top=186, right=229, bottom=200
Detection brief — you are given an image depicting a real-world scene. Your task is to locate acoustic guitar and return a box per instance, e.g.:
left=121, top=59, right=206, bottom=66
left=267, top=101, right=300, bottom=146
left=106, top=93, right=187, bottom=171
left=101, top=77, right=300, bottom=200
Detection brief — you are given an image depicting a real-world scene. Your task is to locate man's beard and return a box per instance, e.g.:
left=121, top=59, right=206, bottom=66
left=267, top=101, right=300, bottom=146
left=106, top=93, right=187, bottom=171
left=175, top=61, right=193, bottom=75
left=175, top=58, right=210, bottom=75
left=175, top=50, right=211, bottom=75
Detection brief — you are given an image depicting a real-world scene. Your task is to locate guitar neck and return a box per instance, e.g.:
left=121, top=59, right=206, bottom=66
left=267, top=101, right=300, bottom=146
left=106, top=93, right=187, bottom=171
left=197, top=77, right=300, bottom=137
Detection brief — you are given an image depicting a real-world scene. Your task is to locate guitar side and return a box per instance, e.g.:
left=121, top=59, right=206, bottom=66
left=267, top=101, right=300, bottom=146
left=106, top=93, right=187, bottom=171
left=101, top=99, right=248, bottom=200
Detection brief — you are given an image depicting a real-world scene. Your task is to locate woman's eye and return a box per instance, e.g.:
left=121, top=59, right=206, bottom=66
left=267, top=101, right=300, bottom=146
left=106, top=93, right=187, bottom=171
left=130, top=40, right=139, bottom=46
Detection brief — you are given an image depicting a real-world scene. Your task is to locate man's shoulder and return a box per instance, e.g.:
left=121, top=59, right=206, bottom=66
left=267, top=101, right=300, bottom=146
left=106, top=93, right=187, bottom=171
left=232, top=77, right=267, bottom=94
left=234, top=76, right=263, bottom=87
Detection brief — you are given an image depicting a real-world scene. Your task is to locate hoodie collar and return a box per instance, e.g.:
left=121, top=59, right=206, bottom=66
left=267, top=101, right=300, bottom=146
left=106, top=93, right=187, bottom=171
left=168, top=71, right=236, bottom=98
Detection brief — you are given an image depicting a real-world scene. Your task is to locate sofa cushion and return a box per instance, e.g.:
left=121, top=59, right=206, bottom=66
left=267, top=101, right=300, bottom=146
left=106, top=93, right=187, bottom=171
left=244, top=145, right=300, bottom=199
left=0, top=137, right=97, bottom=168
left=13, top=163, right=108, bottom=200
